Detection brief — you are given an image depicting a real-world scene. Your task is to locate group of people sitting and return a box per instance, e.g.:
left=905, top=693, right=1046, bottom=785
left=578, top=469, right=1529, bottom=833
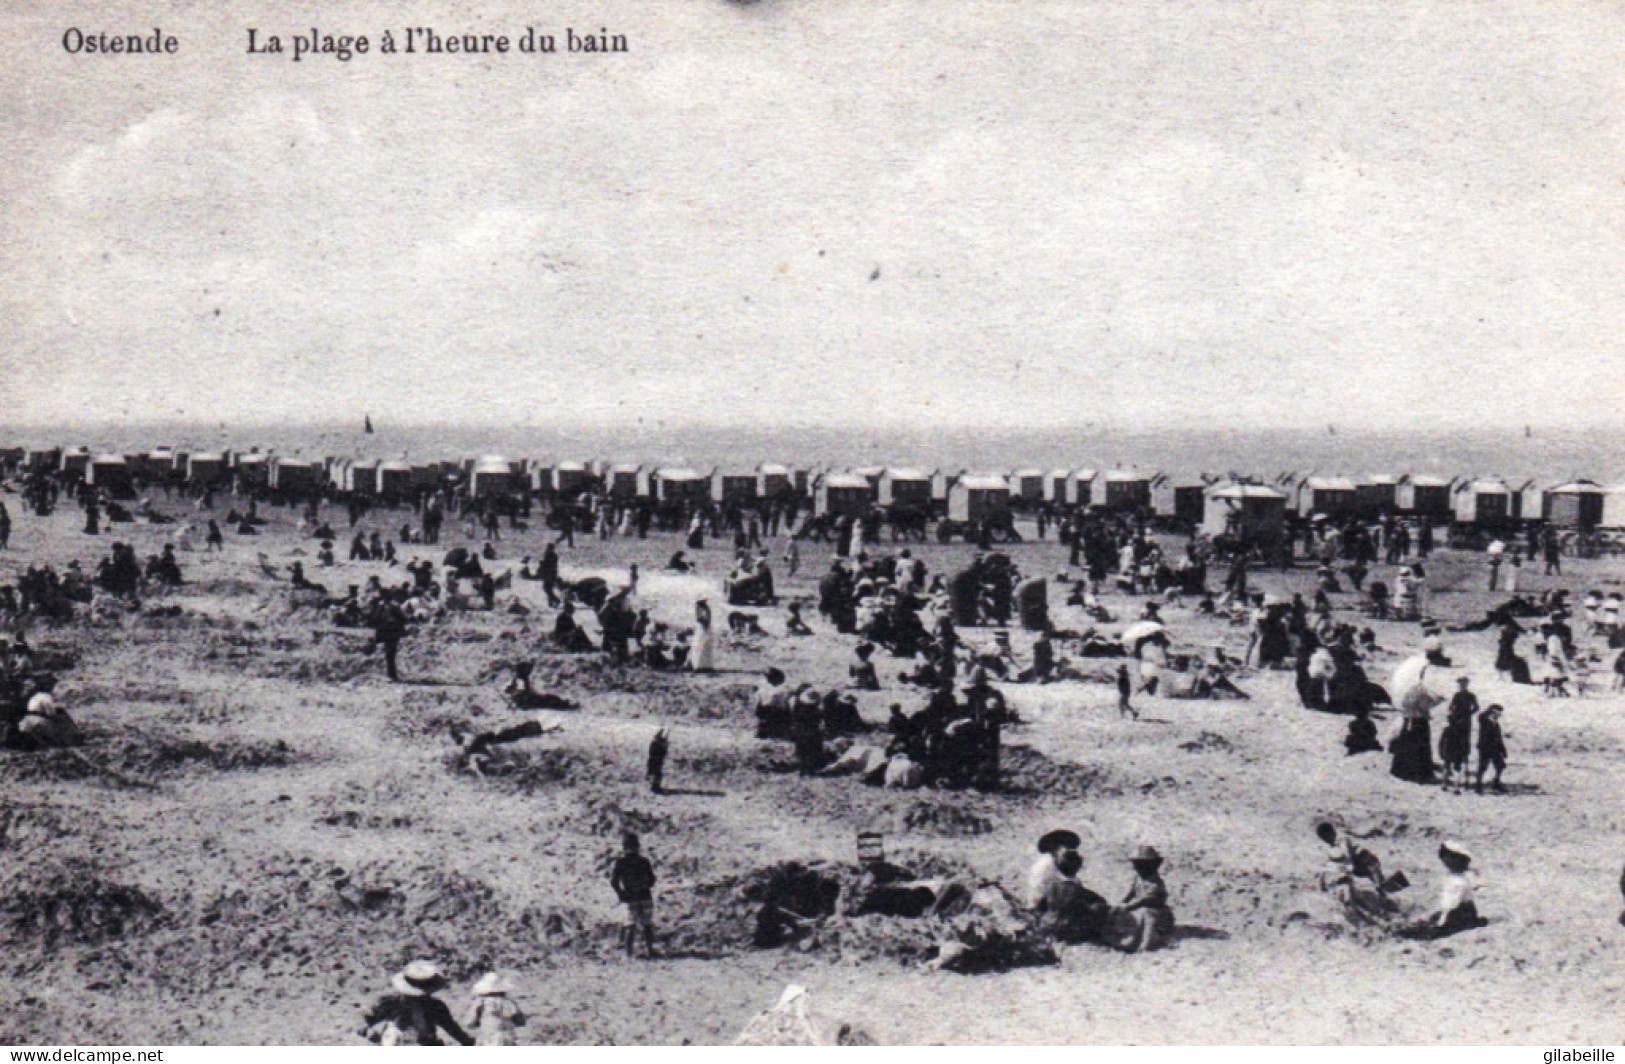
left=0, top=643, right=79, bottom=752
left=725, top=550, right=777, bottom=606
left=756, top=649, right=1020, bottom=790
left=1026, top=831, right=1176, bottom=952
left=5, top=542, right=184, bottom=623
left=1315, top=821, right=1487, bottom=940
left=753, top=668, right=872, bottom=775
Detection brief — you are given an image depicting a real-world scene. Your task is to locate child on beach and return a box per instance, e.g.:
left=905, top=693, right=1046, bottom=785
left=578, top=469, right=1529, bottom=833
left=1116, top=662, right=1137, bottom=720
left=462, top=973, right=526, bottom=1046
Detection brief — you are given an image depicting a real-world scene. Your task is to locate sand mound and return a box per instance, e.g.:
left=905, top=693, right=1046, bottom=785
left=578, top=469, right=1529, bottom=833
left=3, top=734, right=299, bottom=788
left=0, top=861, right=167, bottom=948
left=902, top=800, right=995, bottom=837
left=1001, top=745, right=1121, bottom=799
left=456, top=746, right=613, bottom=794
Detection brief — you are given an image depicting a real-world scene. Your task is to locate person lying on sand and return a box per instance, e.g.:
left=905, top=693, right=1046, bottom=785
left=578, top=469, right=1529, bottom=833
left=450, top=719, right=562, bottom=776
left=502, top=661, right=578, bottom=710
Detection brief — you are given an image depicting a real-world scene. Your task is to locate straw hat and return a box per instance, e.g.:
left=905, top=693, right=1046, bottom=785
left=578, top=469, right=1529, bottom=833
left=1439, top=840, right=1473, bottom=863
left=25, top=692, right=55, bottom=716
left=1131, top=845, right=1163, bottom=865
left=471, top=972, right=511, bottom=997
left=391, top=959, right=446, bottom=996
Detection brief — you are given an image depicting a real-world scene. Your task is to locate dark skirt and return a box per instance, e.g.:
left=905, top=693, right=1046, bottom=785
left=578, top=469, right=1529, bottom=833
left=1390, top=718, right=1435, bottom=783
left=1397, top=901, right=1484, bottom=940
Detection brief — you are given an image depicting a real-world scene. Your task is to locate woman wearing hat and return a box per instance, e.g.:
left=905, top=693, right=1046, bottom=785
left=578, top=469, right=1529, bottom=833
left=686, top=599, right=715, bottom=673
left=1026, top=830, right=1081, bottom=909
left=1104, top=846, right=1176, bottom=952
left=1399, top=842, right=1486, bottom=940
left=360, top=960, right=474, bottom=1045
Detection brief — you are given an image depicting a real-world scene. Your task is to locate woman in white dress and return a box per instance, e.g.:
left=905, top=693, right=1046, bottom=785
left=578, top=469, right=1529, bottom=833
left=688, top=598, right=715, bottom=673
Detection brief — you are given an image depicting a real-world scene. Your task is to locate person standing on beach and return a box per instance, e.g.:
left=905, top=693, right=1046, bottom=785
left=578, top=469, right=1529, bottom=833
left=646, top=728, right=669, bottom=794
left=1475, top=704, right=1507, bottom=793
left=372, top=599, right=408, bottom=682
left=1116, top=662, right=1137, bottom=720
left=538, top=542, right=561, bottom=607
left=610, top=832, right=657, bottom=958
left=687, top=599, right=715, bottom=672
left=1543, top=528, right=1562, bottom=576
left=1439, top=677, right=1477, bottom=791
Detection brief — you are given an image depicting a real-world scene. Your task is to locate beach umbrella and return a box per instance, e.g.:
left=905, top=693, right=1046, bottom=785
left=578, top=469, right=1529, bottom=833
left=1121, top=621, right=1166, bottom=647
left=1391, top=654, right=1446, bottom=719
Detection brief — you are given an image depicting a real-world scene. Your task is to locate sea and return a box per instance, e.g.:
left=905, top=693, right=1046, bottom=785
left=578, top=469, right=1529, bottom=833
left=6, top=422, right=1622, bottom=485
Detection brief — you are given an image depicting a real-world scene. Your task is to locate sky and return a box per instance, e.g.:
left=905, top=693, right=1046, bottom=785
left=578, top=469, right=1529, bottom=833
left=1, top=0, right=1622, bottom=433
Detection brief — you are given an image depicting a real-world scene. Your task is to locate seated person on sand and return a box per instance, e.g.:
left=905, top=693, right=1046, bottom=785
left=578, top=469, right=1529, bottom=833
left=1027, top=829, right=1076, bottom=905
left=1065, top=628, right=1127, bottom=659
left=550, top=601, right=597, bottom=653
left=665, top=551, right=692, bottom=573
left=784, top=601, right=813, bottom=636
left=753, top=669, right=793, bottom=738
left=818, top=740, right=889, bottom=781
left=1101, top=846, right=1176, bottom=953
left=6, top=691, right=83, bottom=751
left=821, top=690, right=868, bottom=736
left=1016, top=632, right=1057, bottom=683
left=848, top=644, right=881, bottom=691
left=1316, top=821, right=1399, bottom=925
left=1167, top=660, right=1250, bottom=700
left=987, top=630, right=1021, bottom=676
left=330, top=586, right=367, bottom=627
left=882, top=751, right=923, bottom=789
left=288, top=561, right=326, bottom=595
left=1344, top=707, right=1383, bottom=755
left=1040, top=848, right=1111, bottom=945
left=150, top=545, right=184, bottom=586
left=503, top=661, right=577, bottom=710
left=638, top=625, right=675, bottom=670
left=1396, top=841, right=1487, bottom=940
left=897, top=652, right=944, bottom=689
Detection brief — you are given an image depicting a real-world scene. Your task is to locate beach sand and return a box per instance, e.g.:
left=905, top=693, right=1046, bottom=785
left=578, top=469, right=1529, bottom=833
left=3, top=498, right=1623, bottom=1044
